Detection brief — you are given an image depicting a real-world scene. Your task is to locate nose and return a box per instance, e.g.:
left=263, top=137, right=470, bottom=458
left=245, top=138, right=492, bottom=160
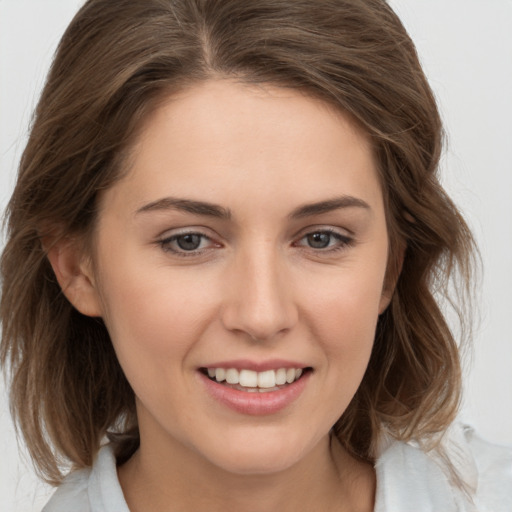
left=220, top=245, right=298, bottom=342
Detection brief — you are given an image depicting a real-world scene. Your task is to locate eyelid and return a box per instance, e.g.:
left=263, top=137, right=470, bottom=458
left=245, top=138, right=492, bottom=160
left=293, top=225, right=353, bottom=241
left=155, top=225, right=354, bottom=257
left=157, top=227, right=222, bottom=257
left=292, top=226, right=355, bottom=252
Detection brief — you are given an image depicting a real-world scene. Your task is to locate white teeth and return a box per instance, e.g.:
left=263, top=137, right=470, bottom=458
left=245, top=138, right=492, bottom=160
left=225, top=368, right=239, bottom=384
left=239, top=369, right=258, bottom=387
left=275, top=368, right=287, bottom=385
left=258, top=370, right=276, bottom=388
left=206, top=367, right=306, bottom=389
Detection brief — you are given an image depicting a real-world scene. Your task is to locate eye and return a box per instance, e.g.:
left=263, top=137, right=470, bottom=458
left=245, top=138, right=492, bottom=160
left=294, top=229, right=353, bottom=252
left=305, top=232, right=333, bottom=249
left=174, top=233, right=204, bottom=251
left=158, top=231, right=218, bottom=255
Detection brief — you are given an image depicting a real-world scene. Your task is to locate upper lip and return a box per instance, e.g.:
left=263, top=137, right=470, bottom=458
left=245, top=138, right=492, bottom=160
left=199, top=359, right=310, bottom=372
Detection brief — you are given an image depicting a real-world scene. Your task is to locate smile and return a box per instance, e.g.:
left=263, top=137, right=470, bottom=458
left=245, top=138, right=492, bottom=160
left=203, top=367, right=306, bottom=392
left=200, top=366, right=312, bottom=415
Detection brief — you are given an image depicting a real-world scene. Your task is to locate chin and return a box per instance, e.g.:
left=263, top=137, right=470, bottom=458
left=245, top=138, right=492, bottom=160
left=210, top=450, right=301, bottom=476
left=199, top=427, right=320, bottom=476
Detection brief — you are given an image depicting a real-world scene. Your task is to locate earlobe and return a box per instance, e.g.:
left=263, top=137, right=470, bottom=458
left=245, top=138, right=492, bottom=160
left=379, top=243, right=406, bottom=315
left=46, top=238, right=103, bottom=317
left=378, top=290, right=392, bottom=315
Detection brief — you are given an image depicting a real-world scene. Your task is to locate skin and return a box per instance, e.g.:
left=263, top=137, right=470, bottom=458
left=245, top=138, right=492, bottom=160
left=51, top=79, right=394, bottom=512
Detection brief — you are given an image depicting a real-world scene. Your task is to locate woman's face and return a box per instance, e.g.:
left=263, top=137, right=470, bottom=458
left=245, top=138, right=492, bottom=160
left=89, top=80, right=390, bottom=474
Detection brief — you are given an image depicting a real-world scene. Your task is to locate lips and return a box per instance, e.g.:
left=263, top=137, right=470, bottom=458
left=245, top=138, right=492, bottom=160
left=199, top=361, right=312, bottom=415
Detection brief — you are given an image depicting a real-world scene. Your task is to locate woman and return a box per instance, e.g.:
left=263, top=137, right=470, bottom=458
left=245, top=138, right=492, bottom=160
left=1, top=0, right=510, bottom=510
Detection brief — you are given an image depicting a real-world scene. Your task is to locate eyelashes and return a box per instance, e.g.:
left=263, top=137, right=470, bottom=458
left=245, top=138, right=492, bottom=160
left=162, top=233, right=211, bottom=252
left=158, top=232, right=219, bottom=257
left=158, top=228, right=354, bottom=258
left=292, top=229, right=353, bottom=251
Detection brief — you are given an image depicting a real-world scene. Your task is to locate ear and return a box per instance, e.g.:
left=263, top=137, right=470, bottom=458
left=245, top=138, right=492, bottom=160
left=45, top=237, right=103, bottom=317
left=379, top=243, right=405, bottom=314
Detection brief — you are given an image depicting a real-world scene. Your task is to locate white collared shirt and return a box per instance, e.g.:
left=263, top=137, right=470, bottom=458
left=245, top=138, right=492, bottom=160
left=43, top=424, right=512, bottom=512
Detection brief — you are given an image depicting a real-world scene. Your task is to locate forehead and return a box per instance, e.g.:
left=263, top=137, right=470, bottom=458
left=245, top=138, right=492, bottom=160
left=103, top=79, right=383, bottom=217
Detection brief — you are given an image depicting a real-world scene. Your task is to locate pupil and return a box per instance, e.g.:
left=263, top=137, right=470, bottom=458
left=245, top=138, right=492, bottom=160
left=177, top=234, right=201, bottom=251
left=307, top=232, right=330, bottom=248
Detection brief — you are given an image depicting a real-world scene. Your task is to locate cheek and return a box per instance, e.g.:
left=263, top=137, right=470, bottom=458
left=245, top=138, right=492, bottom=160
left=300, top=262, right=385, bottom=386
left=293, top=279, right=382, bottom=432
left=95, top=257, right=216, bottom=371
left=95, top=268, right=211, bottom=420
left=304, top=264, right=385, bottom=339
left=316, top=298, right=379, bottom=375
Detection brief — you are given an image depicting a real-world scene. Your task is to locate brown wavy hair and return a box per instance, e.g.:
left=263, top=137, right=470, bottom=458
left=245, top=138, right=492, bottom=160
left=1, top=0, right=476, bottom=484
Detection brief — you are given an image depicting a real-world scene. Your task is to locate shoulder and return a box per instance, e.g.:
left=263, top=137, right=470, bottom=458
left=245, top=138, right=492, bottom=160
left=374, top=423, right=512, bottom=512
left=42, top=467, right=92, bottom=512
left=463, top=425, right=512, bottom=511
left=42, top=445, right=129, bottom=512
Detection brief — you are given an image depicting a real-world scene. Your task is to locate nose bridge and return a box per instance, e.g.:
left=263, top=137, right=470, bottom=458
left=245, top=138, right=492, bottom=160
left=221, top=240, right=297, bottom=340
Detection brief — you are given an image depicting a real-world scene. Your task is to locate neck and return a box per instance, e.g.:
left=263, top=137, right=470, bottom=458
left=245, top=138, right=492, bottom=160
left=118, top=431, right=375, bottom=512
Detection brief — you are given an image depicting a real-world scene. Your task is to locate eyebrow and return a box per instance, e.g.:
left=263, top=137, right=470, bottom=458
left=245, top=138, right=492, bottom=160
left=288, top=196, right=371, bottom=219
left=135, top=195, right=370, bottom=219
left=136, top=197, right=232, bottom=219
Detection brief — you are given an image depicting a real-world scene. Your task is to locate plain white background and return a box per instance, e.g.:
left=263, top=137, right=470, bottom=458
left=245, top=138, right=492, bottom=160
left=1, top=1, right=511, bottom=510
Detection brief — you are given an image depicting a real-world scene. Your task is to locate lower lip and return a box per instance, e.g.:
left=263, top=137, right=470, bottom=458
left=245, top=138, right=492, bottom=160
left=200, top=371, right=310, bottom=416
